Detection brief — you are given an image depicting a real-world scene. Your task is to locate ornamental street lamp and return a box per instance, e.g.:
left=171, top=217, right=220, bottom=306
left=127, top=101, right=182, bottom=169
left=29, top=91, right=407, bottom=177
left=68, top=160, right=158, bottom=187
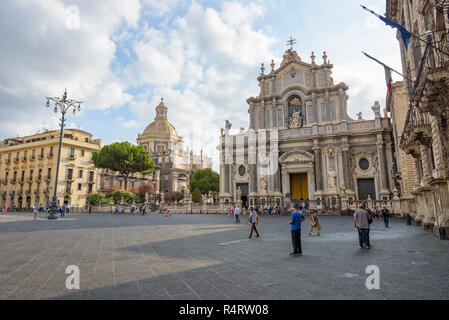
left=45, top=89, right=82, bottom=220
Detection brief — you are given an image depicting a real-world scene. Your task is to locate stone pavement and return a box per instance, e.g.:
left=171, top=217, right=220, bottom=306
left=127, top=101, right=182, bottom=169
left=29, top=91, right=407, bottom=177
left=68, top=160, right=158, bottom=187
left=0, top=212, right=448, bottom=300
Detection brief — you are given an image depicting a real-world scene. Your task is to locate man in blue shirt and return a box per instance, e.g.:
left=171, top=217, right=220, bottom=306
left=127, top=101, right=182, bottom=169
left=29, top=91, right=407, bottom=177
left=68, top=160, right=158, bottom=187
left=289, top=208, right=305, bottom=256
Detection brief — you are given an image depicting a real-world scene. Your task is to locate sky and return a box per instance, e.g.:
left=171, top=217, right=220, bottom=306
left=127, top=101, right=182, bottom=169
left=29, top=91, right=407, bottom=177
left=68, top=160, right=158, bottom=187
left=0, top=0, right=402, bottom=171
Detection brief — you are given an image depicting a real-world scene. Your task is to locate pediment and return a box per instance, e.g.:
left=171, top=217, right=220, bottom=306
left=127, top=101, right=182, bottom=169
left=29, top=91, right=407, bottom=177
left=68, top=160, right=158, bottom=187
left=280, top=150, right=314, bottom=163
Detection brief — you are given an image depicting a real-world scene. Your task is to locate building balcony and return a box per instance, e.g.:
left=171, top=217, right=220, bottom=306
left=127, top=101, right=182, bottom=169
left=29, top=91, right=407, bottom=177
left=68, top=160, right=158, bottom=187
left=21, top=156, right=27, bottom=162
left=0, top=191, right=6, bottom=196
left=26, top=177, right=33, bottom=183
left=1, top=179, right=7, bottom=185
left=25, top=190, right=31, bottom=195
left=36, top=176, right=42, bottom=182
left=5, top=159, right=11, bottom=165
left=88, top=180, right=95, bottom=184
left=44, top=176, right=51, bottom=182
left=43, top=189, right=50, bottom=195
left=13, top=158, right=19, bottom=163
left=16, top=189, right=23, bottom=195
left=65, top=190, right=72, bottom=195
left=47, top=153, right=54, bottom=159
left=68, top=154, right=76, bottom=161
left=38, top=154, right=44, bottom=160
left=9, top=191, right=15, bottom=196
left=34, top=189, right=40, bottom=195
left=9, top=179, right=17, bottom=184
left=19, top=179, right=25, bottom=184
left=65, top=176, right=74, bottom=182
left=30, top=155, right=36, bottom=161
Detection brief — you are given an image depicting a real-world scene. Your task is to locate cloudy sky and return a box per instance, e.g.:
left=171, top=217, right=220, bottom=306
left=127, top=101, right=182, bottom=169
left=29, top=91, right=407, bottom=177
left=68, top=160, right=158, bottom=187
left=0, top=0, right=402, bottom=171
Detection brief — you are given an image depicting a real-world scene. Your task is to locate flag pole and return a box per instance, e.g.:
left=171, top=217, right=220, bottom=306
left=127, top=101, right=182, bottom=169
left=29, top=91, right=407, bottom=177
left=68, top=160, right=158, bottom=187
left=361, top=52, right=414, bottom=84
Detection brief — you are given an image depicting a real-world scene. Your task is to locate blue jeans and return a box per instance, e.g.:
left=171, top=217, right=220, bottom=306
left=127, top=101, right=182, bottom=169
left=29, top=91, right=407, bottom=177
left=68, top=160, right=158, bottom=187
left=383, top=216, right=389, bottom=227
left=358, top=228, right=370, bottom=247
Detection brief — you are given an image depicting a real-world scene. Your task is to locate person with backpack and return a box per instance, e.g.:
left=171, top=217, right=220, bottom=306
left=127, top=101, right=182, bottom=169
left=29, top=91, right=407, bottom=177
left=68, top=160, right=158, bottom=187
left=308, top=210, right=321, bottom=236
left=354, top=204, right=372, bottom=249
left=381, top=206, right=391, bottom=228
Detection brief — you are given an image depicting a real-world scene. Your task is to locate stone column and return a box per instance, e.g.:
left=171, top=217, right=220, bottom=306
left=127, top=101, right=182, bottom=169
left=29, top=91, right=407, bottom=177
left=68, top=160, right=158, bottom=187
left=313, top=145, right=323, bottom=192
left=341, top=143, right=352, bottom=191
left=377, top=135, right=390, bottom=199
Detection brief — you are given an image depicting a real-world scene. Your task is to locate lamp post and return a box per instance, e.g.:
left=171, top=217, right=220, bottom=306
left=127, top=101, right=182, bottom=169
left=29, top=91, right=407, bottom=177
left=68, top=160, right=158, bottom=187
left=45, top=89, right=82, bottom=220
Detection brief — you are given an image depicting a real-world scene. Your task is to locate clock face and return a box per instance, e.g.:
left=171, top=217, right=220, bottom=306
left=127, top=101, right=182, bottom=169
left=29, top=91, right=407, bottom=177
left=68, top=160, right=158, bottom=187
left=238, top=165, right=246, bottom=177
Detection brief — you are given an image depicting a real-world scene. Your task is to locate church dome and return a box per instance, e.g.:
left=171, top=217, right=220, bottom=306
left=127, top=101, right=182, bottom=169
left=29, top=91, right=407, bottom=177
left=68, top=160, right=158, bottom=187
left=140, top=98, right=178, bottom=139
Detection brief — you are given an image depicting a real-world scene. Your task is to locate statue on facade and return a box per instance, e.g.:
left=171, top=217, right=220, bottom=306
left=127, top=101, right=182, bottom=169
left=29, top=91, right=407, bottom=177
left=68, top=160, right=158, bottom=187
left=260, top=176, right=268, bottom=191
left=328, top=169, right=336, bottom=189
left=236, top=187, right=242, bottom=201
left=290, top=110, right=303, bottom=128
left=160, top=192, right=165, bottom=203
left=371, top=101, right=382, bottom=118
left=357, top=112, right=363, bottom=120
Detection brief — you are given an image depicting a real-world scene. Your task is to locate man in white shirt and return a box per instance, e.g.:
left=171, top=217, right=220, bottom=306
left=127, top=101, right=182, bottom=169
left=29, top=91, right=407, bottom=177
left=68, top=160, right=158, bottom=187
left=234, top=205, right=240, bottom=223
left=247, top=207, right=260, bottom=239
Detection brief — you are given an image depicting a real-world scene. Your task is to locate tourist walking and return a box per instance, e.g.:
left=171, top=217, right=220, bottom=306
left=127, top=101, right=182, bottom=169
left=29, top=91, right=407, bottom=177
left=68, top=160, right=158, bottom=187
left=308, top=210, right=321, bottom=236
left=234, top=205, right=240, bottom=223
left=354, top=204, right=372, bottom=249
left=142, top=205, right=146, bottom=216
left=381, top=206, right=390, bottom=228
left=247, top=207, right=260, bottom=239
left=61, top=204, right=66, bottom=217
left=165, top=205, right=171, bottom=217
left=2, top=204, right=7, bottom=214
left=289, top=208, right=305, bottom=256
left=114, top=204, right=119, bottom=215
left=88, top=204, right=92, bottom=214
left=33, top=205, right=38, bottom=220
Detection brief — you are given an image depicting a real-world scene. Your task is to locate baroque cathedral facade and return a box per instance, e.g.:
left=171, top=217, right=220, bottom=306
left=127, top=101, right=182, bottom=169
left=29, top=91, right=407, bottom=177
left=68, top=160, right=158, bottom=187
left=219, top=48, right=396, bottom=208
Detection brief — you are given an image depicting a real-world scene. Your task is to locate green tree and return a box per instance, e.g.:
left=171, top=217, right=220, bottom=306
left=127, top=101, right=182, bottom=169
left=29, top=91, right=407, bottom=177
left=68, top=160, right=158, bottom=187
left=86, top=193, right=108, bottom=205
left=92, top=142, right=154, bottom=190
left=191, top=188, right=202, bottom=204
left=189, top=168, right=219, bottom=195
left=110, top=189, right=138, bottom=204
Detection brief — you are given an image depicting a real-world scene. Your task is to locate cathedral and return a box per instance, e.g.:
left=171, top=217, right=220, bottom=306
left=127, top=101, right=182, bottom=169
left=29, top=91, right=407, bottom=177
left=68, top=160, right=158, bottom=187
left=218, top=48, right=396, bottom=208
left=137, top=99, right=213, bottom=194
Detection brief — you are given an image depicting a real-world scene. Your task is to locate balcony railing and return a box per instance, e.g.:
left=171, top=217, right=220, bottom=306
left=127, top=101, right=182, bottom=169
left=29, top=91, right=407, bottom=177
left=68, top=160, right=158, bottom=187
left=43, top=188, right=50, bottom=194
left=21, top=156, right=27, bottom=162
left=5, top=159, right=11, bottom=165
left=400, top=104, right=432, bottom=152
left=25, top=190, right=31, bottom=195
left=65, top=176, right=74, bottom=182
left=47, top=152, right=54, bottom=159
left=30, top=155, right=36, bottom=161
left=26, top=177, right=33, bottom=183
left=16, top=189, right=23, bottom=195
left=38, top=154, right=44, bottom=160
left=10, top=178, right=17, bottom=184
left=68, top=154, right=76, bottom=161
left=9, top=191, right=15, bottom=196
left=13, top=158, right=19, bottom=163
left=65, top=189, right=72, bottom=195
left=37, top=175, right=42, bottom=182
left=34, top=189, right=40, bottom=195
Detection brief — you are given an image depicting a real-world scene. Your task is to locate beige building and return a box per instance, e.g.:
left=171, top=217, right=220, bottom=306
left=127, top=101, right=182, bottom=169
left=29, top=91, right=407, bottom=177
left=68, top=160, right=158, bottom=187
left=219, top=48, right=395, bottom=208
left=137, top=99, right=213, bottom=194
left=0, top=129, right=101, bottom=210
left=386, top=0, right=449, bottom=239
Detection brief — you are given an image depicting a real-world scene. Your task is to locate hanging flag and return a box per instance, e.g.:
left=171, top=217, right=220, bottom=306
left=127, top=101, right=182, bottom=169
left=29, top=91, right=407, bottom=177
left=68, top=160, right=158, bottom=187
left=385, top=66, right=393, bottom=95
left=361, top=5, right=411, bottom=50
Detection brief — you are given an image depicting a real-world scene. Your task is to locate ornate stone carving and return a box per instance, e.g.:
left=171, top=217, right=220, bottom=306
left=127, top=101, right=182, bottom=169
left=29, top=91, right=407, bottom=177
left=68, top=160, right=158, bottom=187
left=328, top=168, right=336, bottom=189
left=260, top=176, right=268, bottom=191
left=279, top=150, right=315, bottom=164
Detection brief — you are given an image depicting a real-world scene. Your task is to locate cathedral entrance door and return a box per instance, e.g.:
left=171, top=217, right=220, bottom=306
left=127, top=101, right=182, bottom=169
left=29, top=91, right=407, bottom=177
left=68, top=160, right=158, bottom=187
left=237, top=183, right=249, bottom=208
left=357, top=178, right=376, bottom=200
left=290, top=174, right=309, bottom=200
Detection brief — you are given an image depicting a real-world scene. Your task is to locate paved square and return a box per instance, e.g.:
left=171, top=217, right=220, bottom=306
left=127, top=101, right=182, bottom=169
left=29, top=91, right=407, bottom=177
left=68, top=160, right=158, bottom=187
left=0, top=212, right=448, bottom=300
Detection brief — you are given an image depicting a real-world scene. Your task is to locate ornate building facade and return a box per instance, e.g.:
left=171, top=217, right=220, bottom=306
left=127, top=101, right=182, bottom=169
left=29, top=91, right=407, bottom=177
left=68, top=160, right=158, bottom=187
left=137, top=99, right=213, bottom=194
left=219, top=48, right=395, bottom=208
left=0, top=129, right=100, bottom=210
left=386, top=0, right=449, bottom=239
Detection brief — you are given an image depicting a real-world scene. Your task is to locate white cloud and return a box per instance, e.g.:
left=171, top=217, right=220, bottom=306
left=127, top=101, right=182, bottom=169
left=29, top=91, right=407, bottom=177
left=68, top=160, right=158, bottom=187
left=0, top=0, right=140, bottom=137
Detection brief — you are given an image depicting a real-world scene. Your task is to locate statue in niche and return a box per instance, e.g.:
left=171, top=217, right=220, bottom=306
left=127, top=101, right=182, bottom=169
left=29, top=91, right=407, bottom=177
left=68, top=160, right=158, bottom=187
left=236, top=187, right=242, bottom=201
left=290, top=110, right=303, bottom=128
